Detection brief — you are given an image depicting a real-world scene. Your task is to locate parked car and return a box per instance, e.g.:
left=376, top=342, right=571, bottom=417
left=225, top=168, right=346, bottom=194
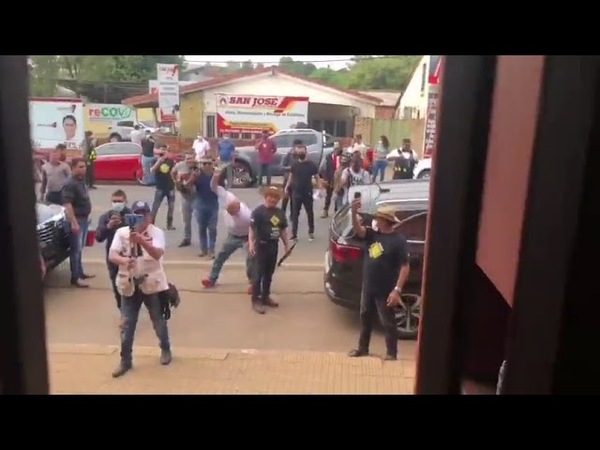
left=94, top=142, right=144, bottom=184
left=223, top=128, right=336, bottom=188
left=413, top=158, right=432, bottom=179
left=37, top=202, right=70, bottom=271
left=323, top=179, right=429, bottom=340
left=108, top=120, right=159, bottom=142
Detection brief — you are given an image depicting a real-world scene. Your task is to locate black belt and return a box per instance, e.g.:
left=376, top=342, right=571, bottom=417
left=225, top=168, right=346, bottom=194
left=258, top=240, right=278, bottom=245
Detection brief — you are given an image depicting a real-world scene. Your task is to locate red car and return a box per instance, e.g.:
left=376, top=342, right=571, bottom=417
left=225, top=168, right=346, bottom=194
left=94, top=142, right=144, bottom=183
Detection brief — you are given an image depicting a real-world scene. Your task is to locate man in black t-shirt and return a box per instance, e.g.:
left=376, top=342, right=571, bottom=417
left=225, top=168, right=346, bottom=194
left=347, top=203, right=410, bottom=360
left=248, top=186, right=291, bottom=314
left=141, top=134, right=156, bottom=185
left=62, top=157, right=95, bottom=288
left=150, top=144, right=176, bottom=230
left=285, top=145, right=320, bottom=241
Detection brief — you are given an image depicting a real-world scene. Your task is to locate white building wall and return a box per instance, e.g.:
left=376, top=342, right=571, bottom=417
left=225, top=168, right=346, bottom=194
left=202, top=73, right=377, bottom=118
left=397, top=55, right=430, bottom=119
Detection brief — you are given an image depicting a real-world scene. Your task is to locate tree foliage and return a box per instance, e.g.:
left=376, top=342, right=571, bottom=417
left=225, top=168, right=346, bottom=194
left=28, top=55, right=421, bottom=100
left=223, top=55, right=422, bottom=91
left=29, top=55, right=185, bottom=97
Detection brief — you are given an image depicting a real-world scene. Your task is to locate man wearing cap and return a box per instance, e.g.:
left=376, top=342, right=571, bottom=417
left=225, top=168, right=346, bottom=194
left=108, top=200, right=172, bottom=378
left=201, top=166, right=254, bottom=291
left=248, top=186, right=291, bottom=314
left=347, top=202, right=410, bottom=361
left=150, top=144, right=176, bottom=230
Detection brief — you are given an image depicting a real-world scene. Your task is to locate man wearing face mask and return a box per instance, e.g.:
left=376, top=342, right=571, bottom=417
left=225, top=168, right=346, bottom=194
left=95, top=190, right=132, bottom=313
left=285, top=145, right=320, bottom=241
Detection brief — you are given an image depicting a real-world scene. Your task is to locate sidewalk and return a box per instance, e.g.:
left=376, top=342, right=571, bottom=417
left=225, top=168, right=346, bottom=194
left=48, top=344, right=415, bottom=394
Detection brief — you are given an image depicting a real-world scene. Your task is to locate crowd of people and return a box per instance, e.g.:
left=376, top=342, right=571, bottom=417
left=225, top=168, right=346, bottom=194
left=37, top=132, right=417, bottom=377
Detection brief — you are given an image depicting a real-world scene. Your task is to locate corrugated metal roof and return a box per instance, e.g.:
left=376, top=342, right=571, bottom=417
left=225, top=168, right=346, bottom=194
left=359, top=90, right=402, bottom=107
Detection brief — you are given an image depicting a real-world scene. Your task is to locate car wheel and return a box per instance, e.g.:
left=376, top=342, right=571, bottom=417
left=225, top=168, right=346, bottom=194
left=394, top=293, right=421, bottom=340
left=221, top=161, right=253, bottom=188
left=109, top=133, right=122, bottom=142
left=417, top=169, right=431, bottom=180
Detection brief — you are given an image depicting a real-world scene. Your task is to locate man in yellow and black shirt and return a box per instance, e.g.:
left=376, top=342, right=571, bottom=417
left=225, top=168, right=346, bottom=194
left=248, top=186, right=291, bottom=315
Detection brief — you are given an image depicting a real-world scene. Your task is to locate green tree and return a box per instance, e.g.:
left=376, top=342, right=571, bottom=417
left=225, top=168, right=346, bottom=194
left=346, top=55, right=421, bottom=90
left=278, top=57, right=317, bottom=76
left=309, top=67, right=350, bottom=88
left=29, top=56, right=61, bottom=96
left=30, top=55, right=185, bottom=85
left=241, top=60, right=254, bottom=72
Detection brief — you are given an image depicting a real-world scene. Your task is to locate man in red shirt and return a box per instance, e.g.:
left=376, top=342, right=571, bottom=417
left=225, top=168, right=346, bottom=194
left=255, top=130, right=277, bottom=186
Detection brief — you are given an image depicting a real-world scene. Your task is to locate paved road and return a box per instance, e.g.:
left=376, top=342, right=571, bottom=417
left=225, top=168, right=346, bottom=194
left=44, top=265, right=417, bottom=359
left=84, top=182, right=332, bottom=265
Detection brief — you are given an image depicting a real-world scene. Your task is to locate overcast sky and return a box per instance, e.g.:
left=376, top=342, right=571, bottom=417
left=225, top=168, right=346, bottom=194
left=184, top=55, right=355, bottom=70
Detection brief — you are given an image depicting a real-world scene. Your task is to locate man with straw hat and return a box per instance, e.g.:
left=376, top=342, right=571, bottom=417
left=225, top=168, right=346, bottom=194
left=248, top=185, right=291, bottom=314
left=347, top=202, right=410, bottom=361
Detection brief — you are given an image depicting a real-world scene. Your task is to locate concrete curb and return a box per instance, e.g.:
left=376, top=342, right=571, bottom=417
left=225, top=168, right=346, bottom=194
left=82, top=258, right=324, bottom=271
left=48, top=343, right=416, bottom=362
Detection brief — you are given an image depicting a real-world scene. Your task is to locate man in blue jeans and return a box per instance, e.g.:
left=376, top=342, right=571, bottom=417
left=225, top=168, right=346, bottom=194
left=202, top=167, right=254, bottom=293
left=192, top=159, right=219, bottom=258
left=150, top=144, right=176, bottom=230
left=108, top=200, right=171, bottom=378
left=217, top=133, right=236, bottom=188
left=62, top=157, right=94, bottom=288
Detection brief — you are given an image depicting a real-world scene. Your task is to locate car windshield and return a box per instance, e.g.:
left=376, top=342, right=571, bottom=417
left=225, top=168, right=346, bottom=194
left=140, top=121, right=156, bottom=128
left=36, top=203, right=63, bottom=224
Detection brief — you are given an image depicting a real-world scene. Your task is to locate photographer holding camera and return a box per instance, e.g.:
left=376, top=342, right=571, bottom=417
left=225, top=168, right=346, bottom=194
left=171, top=153, right=198, bottom=247
left=150, top=144, right=176, bottom=230
left=109, top=201, right=172, bottom=378
left=95, top=190, right=132, bottom=314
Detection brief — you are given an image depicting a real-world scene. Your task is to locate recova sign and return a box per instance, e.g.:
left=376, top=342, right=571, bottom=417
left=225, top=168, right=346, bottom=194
left=88, top=104, right=135, bottom=121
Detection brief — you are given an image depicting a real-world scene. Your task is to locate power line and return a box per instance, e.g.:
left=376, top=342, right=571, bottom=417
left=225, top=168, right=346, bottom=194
left=184, top=56, right=408, bottom=65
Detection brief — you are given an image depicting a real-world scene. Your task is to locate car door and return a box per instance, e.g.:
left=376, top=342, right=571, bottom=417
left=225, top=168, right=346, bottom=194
left=270, top=134, right=293, bottom=173
left=94, top=143, right=118, bottom=181
left=394, top=210, right=428, bottom=288
left=112, top=142, right=141, bottom=180
left=95, top=143, right=132, bottom=181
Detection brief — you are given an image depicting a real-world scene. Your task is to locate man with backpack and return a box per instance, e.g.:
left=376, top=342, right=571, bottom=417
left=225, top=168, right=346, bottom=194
left=319, top=142, right=343, bottom=218
left=392, top=138, right=419, bottom=180
left=340, top=152, right=371, bottom=205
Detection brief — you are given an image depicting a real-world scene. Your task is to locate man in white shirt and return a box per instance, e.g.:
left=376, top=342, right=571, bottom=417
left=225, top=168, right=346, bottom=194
left=130, top=125, right=144, bottom=146
left=201, top=167, right=254, bottom=293
left=193, top=133, right=211, bottom=161
left=341, top=153, right=371, bottom=205
left=108, top=200, right=172, bottom=378
left=352, top=134, right=368, bottom=158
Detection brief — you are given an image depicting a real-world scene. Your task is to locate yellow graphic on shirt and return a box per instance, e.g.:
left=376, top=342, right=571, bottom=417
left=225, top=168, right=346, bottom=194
left=270, top=215, right=280, bottom=226
left=159, top=163, right=171, bottom=174
left=368, top=242, right=384, bottom=259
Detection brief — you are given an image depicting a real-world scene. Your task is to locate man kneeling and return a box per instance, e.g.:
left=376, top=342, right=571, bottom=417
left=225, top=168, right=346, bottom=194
left=109, top=201, right=172, bottom=378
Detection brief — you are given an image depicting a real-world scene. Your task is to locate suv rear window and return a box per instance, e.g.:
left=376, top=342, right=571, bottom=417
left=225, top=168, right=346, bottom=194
left=292, top=133, right=317, bottom=146
left=332, top=204, right=353, bottom=237
left=332, top=203, right=427, bottom=239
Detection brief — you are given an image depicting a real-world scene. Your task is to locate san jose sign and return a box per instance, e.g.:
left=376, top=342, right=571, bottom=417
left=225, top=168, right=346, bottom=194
left=87, top=104, right=135, bottom=122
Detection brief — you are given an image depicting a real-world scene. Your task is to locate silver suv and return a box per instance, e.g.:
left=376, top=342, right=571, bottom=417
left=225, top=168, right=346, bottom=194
left=231, top=129, right=335, bottom=187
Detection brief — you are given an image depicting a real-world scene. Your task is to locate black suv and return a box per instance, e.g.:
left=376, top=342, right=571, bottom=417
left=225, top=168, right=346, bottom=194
left=323, top=180, right=429, bottom=339
left=37, top=202, right=71, bottom=271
